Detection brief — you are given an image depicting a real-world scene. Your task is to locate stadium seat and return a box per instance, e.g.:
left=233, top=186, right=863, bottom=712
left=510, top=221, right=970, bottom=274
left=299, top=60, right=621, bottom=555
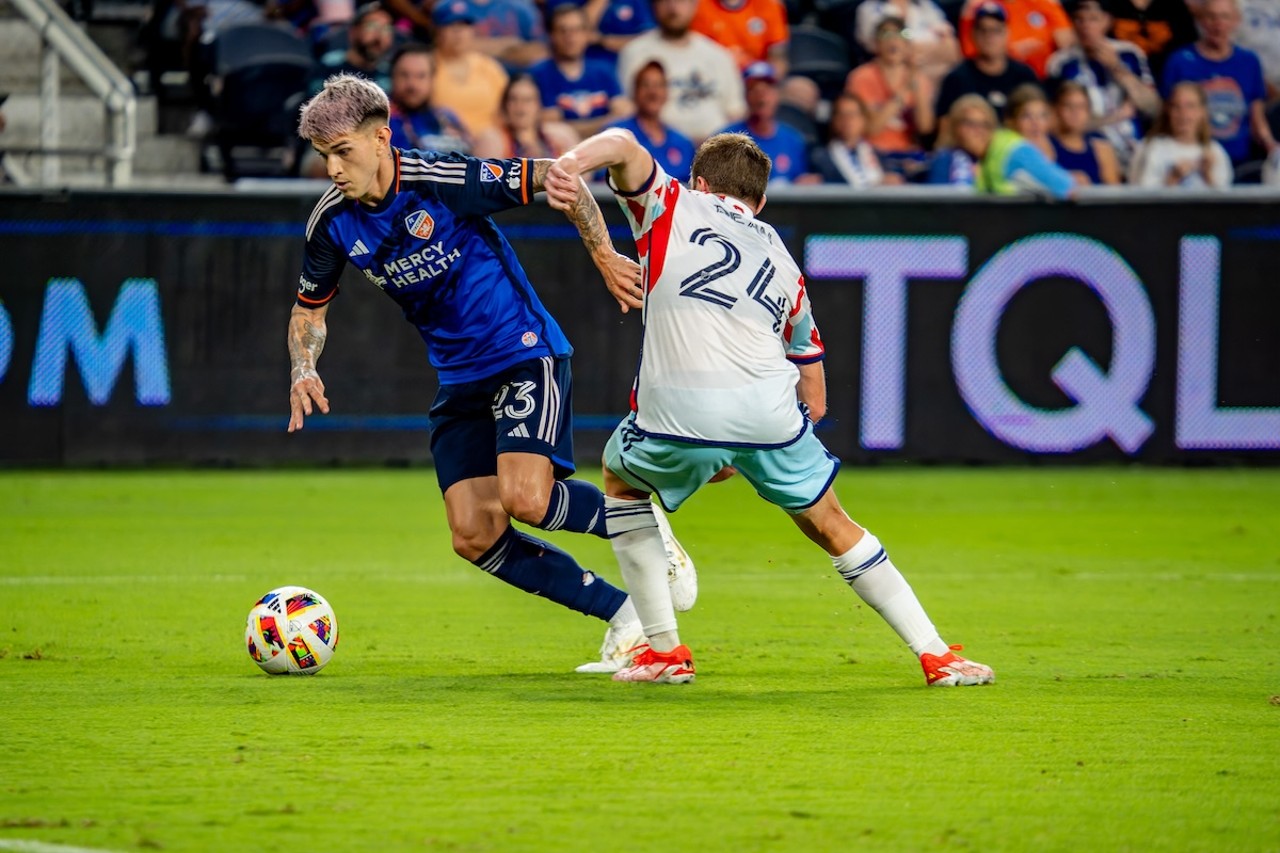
left=209, top=23, right=315, bottom=180
left=787, top=25, right=852, bottom=100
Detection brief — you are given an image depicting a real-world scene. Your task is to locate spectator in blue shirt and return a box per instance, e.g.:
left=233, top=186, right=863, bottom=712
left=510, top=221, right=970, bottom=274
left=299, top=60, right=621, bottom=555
left=531, top=4, right=633, bottom=136
left=604, top=59, right=695, bottom=181
left=718, top=61, right=816, bottom=183
left=309, top=2, right=396, bottom=96
left=1161, top=0, right=1277, bottom=167
left=386, top=43, right=472, bottom=153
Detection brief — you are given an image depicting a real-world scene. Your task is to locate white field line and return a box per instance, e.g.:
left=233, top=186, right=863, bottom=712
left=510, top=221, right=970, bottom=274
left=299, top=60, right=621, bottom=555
left=0, top=841, right=126, bottom=853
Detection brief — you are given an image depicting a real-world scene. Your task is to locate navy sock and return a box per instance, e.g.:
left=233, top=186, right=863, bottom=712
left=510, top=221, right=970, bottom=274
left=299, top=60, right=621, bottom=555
left=472, top=527, right=626, bottom=621
left=537, top=479, right=608, bottom=538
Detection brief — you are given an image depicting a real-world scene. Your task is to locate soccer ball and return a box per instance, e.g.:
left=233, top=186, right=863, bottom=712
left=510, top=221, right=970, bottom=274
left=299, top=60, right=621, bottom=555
left=245, top=586, right=339, bottom=675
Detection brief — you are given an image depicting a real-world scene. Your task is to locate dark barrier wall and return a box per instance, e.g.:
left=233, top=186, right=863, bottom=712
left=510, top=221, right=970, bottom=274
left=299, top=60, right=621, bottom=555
left=1, top=189, right=1277, bottom=466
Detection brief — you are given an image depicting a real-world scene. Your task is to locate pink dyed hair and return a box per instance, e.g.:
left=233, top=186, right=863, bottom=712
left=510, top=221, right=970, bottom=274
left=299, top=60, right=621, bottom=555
left=297, top=73, right=390, bottom=142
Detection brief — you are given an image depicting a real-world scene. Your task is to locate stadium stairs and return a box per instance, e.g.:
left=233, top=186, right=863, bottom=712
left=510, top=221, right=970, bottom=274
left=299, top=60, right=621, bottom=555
left=0, top=0, right=218, bottom=187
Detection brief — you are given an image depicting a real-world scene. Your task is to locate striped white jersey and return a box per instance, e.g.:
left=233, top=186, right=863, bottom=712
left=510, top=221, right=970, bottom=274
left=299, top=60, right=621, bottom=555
left=615, top=162, right=825, bottom=447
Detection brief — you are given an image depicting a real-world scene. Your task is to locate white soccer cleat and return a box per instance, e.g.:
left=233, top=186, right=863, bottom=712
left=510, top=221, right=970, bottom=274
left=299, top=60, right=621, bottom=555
left=920, top=644, right=995, bottom=687
left=575, top=619, right=646, bottom=674
left=652, top=501, right=697, bottom=612
left=612, top=643, right=696, bottom=684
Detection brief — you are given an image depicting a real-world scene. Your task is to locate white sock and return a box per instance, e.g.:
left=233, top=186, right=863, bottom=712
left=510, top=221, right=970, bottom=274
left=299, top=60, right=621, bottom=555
left=609, top=596, right=637, bottom=628
left=833, top=532, right=948, bottom=657
left=604, top=496, right=679, bottom=645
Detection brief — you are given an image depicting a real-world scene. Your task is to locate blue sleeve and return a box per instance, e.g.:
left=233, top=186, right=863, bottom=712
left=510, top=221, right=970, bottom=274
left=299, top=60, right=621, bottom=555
left=1005, top=143, right=1076, bottom=199
left=1161, top=51, right=1187, bottom=97
left=422, top=152, right=535, bottom=217
left=297, top=217, right=344, bottom=307
left=601, top=0, right=654, bottom=35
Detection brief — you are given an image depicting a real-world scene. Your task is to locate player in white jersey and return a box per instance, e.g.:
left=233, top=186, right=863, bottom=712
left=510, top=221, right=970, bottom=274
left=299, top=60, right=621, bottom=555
left=545, top=130, right=995, bottom=686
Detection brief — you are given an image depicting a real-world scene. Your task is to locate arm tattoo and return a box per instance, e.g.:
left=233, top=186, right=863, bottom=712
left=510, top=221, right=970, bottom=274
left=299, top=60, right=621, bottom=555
left=530, top=159, right=551, bottom=195
left=288, top=306, right=327, bottom=383
left=566, top=179, right=611, bottom=257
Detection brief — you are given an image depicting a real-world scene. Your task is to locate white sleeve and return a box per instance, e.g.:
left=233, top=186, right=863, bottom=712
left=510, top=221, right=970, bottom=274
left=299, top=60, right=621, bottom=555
left=611, top=161, right=680, bottom=239
left=1209, top=143, right=1233, bottom=188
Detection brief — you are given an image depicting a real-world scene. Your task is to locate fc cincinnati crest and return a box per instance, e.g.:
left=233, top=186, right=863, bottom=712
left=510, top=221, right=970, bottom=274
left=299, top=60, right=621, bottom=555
left=404, top=209, right=436, bottom=240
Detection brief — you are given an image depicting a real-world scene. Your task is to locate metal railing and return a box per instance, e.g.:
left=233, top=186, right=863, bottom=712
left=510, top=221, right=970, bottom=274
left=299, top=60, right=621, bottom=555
left=8, top=0, right=135, bottom=185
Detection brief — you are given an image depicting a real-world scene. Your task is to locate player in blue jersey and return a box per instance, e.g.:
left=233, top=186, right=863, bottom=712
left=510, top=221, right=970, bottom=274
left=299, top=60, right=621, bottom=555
left=288, top=73, right=696, bottom=673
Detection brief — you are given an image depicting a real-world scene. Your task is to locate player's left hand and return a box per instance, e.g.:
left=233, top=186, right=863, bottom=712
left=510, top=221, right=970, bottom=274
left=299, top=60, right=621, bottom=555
left=546, top=157, right=582, bottom=211
left=597, top=251, right=644, bottom=313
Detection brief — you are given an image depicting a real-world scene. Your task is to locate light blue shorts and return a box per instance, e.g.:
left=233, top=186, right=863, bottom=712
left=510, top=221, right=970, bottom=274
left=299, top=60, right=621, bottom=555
left=603, top=414, right=840, bottom=513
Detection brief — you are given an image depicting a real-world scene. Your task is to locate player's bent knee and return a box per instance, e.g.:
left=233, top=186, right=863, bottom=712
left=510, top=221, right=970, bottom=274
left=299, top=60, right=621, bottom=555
left=499, top=489, right=550, bottom=527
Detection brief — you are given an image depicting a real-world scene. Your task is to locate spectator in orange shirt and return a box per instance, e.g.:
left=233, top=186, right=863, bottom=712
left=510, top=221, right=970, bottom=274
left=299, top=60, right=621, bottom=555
left=846, top=16, right=935, bottom=171
left=430, top=0, right=510, bottom=136
left=690, top=0, right=789, bottom=74
left=959, top=0, right=1074, bottom=77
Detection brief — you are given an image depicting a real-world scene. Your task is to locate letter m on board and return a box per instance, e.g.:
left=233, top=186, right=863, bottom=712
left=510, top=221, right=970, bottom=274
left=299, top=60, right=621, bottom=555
left=28, top=277, right=171, bottom=406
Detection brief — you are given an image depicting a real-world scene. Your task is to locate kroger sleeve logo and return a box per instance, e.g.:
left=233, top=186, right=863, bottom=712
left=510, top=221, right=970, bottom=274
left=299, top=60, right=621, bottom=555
left=405, top=209, right=436, bottom=240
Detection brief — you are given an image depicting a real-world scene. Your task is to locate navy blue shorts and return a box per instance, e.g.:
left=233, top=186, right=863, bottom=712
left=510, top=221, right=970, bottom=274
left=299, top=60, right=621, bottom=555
left=428, top=355, right=577, bottom=493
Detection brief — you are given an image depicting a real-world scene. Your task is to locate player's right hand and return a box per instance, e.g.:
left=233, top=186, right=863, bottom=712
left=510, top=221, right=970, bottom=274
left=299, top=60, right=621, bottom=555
left=288, top=370, right=330, bottom=432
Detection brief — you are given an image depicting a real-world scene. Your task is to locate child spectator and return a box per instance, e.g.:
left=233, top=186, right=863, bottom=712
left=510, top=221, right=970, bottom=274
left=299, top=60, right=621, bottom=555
left=1129, top=81, right=1234, bottom=186
left=811, top=94, right=903, bottom=186
left=1006, top=81, right=1055, bottom=158
left=1050, top=79, right=1122, bottom=182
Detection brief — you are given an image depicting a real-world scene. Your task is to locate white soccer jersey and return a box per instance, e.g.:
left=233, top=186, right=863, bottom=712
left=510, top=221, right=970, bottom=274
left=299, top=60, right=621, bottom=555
left=614, top=162, right=825, bottom=447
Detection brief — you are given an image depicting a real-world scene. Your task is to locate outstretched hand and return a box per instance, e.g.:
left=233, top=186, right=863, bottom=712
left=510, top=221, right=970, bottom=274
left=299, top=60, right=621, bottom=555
left=597, top=251, right=644, bottom=313
left=288, top=369, right=330, bottom=432
left=545, top=156, right=583, bottom=212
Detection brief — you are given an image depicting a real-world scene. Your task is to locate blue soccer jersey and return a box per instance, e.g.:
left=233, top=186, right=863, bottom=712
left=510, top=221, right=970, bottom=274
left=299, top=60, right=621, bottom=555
left=297, top=150, right=572, bottom=384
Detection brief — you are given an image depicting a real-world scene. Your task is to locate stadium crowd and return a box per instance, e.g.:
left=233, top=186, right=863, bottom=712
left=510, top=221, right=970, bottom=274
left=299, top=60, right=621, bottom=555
left=143, top=0, right=1280, bottom=189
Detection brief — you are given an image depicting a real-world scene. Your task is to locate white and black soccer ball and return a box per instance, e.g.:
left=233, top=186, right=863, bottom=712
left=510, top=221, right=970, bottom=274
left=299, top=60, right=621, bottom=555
left=245, top=586, right=339, bottom=675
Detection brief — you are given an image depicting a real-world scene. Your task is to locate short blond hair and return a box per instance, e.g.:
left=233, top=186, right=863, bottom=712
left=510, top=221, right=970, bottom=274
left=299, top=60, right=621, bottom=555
left=690, top=133, right=771, bottom=206
left=298, top=73, right=390, bottom=142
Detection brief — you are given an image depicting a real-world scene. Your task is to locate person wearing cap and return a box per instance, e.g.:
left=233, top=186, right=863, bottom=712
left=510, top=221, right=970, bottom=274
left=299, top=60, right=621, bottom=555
left=689, top=0, right=790, bottom=74
left=855, top=0, right=959, bottom=82
left=845, top=16, right=935, bottom=173
left=531, top=4, right=632, bottom=137
left=309, top=2, right=397, bottom=97
left=604, top=60, right=697, bottom=181
left=431, top=0, right=510, bottom=136
left=958, top=0, right=1074, bottom=79
left=617, top=0, right=746, bottom=142
left=718, top=61, right=815, bottom=182
left=935, top=1, right=1039, bottom=138
left=1046, top=0, right=1159, bottom=166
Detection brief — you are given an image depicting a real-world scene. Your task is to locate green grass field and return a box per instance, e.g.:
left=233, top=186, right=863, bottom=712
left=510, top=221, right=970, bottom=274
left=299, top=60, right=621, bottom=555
left=1, top=469, right=1278, bottom=852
